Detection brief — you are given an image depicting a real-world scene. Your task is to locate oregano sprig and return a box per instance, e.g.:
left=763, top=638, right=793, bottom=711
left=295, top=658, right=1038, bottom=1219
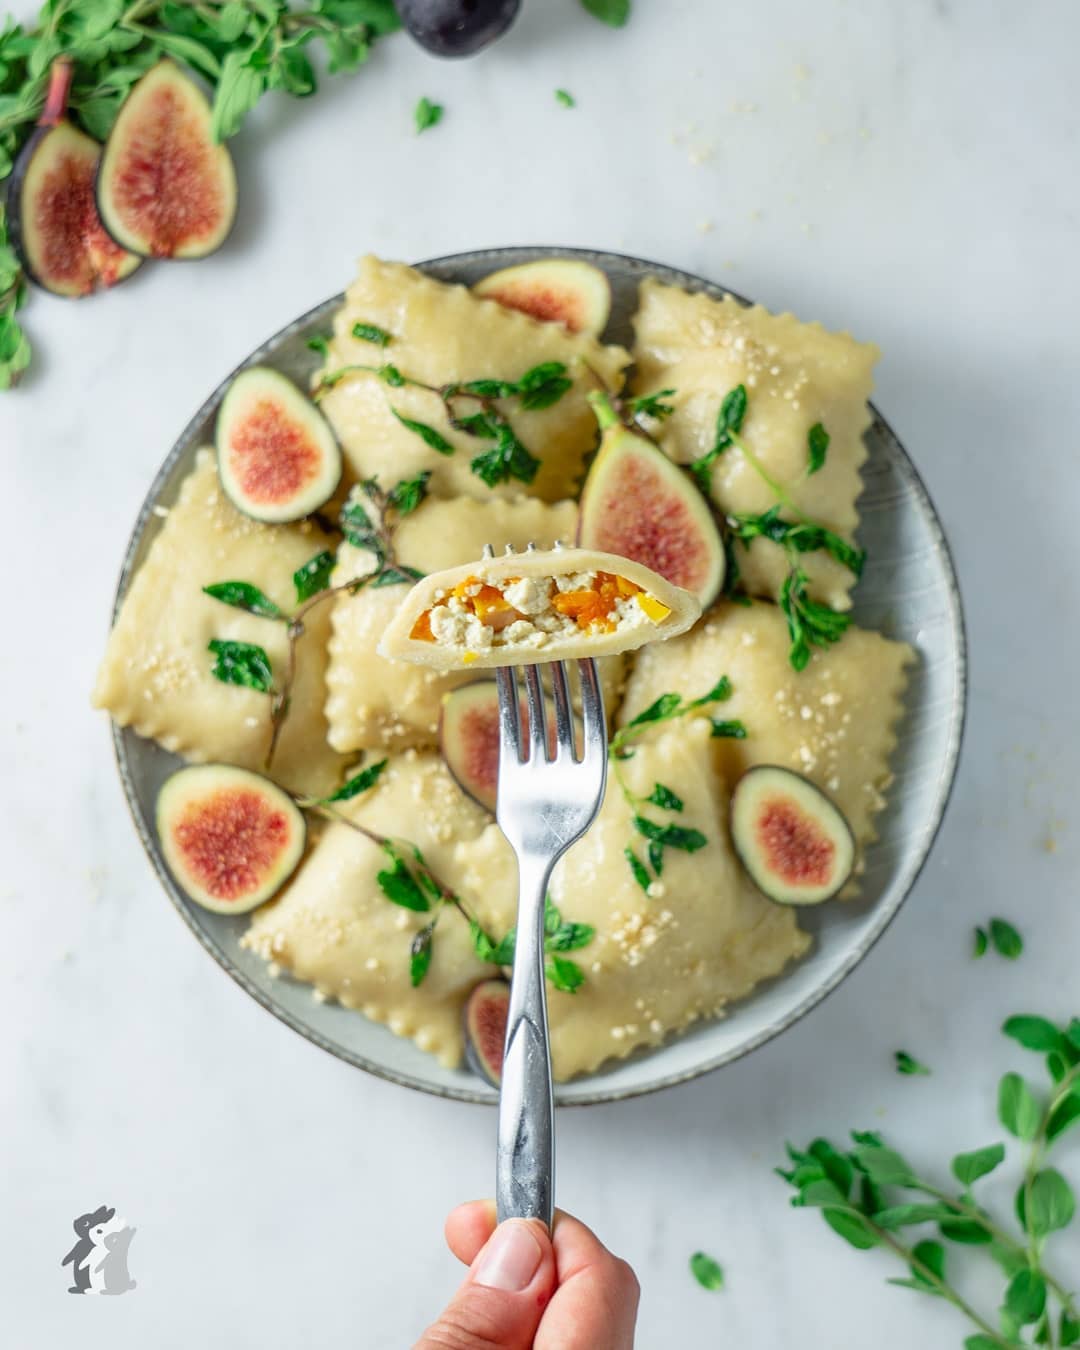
left=203, top=474, right=424, bottom=767
left=780, top=1015, right=1080, bottom=1349
left=312, top=355, right=575, bottom=488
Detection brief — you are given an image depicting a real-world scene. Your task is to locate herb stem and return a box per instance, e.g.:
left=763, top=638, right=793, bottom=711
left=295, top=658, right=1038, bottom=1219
left=873, top=1227, right=1015, bottom=1349
left=727, top=428, right=802, bottom=514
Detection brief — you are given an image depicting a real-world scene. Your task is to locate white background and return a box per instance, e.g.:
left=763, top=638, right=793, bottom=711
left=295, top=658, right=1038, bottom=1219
left=2, top=0, right=1079, bottom=1345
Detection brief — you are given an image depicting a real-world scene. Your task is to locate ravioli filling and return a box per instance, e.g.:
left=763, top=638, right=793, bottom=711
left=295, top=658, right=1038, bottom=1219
left=410, top=569, right=672, bottom=657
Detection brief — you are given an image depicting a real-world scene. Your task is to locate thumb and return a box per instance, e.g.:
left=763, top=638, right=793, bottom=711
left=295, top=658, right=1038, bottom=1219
left=415, top=1218, right=556, bottom=1350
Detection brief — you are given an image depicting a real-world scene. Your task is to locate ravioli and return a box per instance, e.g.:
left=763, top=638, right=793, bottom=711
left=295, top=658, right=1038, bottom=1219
left=379, top=546, right=701, bottom=671
left=546, top=719, right=811, bottom=1079
left=631, top=279, right=878, bottom=609
left=325, top=496, right=625, bottom=751
left=619, top=600, right=913, bottom=865
left=93, top=450, right=346, bottom=800
left=242, top=750, right=518, bottom=1068
left=317, top=256, right=630, bottom=502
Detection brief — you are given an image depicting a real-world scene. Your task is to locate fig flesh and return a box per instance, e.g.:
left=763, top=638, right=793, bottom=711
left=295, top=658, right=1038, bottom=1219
left=156, top=764, right=306, bottom=914
left=463, top=978, right=510, bottom=1085
left=216, top=366, right=342, bottom=523
left=8, top=59, right=141, bottom=297
left=96, top=60, right=237, bottom=259
left=440, top=680, right=580, bottom=812
left=397, top=0, right=521, bottom=57
left=579, top=392, right=725, bottom=607
left=473, top=258, right=611, bottom=336
left=729, top=765, right=854, bottom=905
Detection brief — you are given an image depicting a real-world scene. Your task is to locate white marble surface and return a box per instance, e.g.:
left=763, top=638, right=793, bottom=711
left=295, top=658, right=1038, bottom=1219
left=2, top=0, right=1079, bottom=1343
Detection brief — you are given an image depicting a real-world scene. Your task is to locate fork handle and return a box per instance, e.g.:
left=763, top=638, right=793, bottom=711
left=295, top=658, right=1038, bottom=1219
left=496, top=853, right=555, bottom=1230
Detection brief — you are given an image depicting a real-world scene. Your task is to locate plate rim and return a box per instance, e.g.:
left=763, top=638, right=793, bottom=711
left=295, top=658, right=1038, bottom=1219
left=110, top=245, right=968, bottom=1107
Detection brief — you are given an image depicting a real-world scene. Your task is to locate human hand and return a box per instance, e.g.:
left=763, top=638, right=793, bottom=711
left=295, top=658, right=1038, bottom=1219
left=414, top=1200, right=639, bottom=1350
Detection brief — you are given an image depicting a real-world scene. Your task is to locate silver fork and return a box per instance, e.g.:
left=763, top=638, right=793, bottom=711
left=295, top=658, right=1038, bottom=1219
left=494, top=654, right=608, bottom=1228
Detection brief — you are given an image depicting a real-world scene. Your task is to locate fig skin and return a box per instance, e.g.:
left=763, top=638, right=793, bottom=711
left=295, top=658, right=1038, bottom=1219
left=473, top=258, right=612, bottom=336
left=578, top=391, right=726, bottom=607
left=96, top=60, right=237, bottom=260
left=216, top=366, right=342, bottom=524
left=463, top=978, right=510, bottom=1085
left=8, top=58, right=141, bottom=297
left=729, top=765, right=855, bottom=906
left=440, top=680, right=577, bottom=813
left=156, top=764, right=306, bottom=915
left=397, top=0, right=521, bottom=57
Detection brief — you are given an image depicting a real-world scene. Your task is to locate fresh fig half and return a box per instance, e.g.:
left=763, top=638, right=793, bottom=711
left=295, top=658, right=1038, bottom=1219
left=473, top=259, right=611, bottom=336
left=439, top=680, right=580, bottom=813
left=7, top=58, right=141, bottom=297
left=730, top=765, right=855, bottom=905
left=579, top=391, right=725, bottom=607
left=96, top=60, right=237, bottom=259
left=216, top=366, right=342, bottom=523
left=156, top=764, right=306, bottom=914
left=463, top=978, right=510, bottom=1085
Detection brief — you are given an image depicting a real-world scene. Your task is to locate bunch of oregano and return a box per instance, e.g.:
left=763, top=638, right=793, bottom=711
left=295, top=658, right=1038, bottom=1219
left=780, top=1015, right=1080, bottom=1348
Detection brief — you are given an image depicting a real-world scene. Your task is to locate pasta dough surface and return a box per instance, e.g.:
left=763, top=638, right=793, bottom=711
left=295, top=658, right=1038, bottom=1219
left=631, top=279, right=878, bottom=608
left=325, top=496, right=624, bottom=751
left=318, top=256, right=630, bottom=502
left=546, top=720, right=810, bottom=1079
left=243, top=750, right=518, bottom=1068
left=620, top=601, right=912, bottom=860
left=93, top=450, right=345, bottom=799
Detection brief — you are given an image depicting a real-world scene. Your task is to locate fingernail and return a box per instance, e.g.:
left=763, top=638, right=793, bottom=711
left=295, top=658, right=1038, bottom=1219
left=474, top=1220, right=543, bottom=1292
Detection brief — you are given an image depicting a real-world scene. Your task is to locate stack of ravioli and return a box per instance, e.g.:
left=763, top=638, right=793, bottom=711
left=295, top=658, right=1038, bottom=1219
left=94, top=256, right=911, bottom=1081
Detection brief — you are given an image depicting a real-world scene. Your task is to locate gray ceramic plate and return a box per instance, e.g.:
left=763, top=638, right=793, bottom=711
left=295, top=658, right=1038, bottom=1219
left=111, top=247, right=966, bottom=1106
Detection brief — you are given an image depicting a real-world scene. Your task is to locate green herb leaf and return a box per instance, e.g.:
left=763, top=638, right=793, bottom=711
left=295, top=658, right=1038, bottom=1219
left=391, top=408, right=454, bottom=455
left=410, top=923, right=434, bottom=987
left=1003, top=1015, right=1066, bottom=1054
left=629, top=388, right=676, bottom=420
left=1062, top=1310, right=1080, bottom=1345
left=321, top=758, right=387, bottom=804
left=581, top=0, right=630, bottom=25
left=352, top=321, right=392, bottom=346
left=457, top=378, right=519, bottom=398
left=203, top=580, right=283, bottom=619
left=633, top=817, right=707, bottom=852
left=951, top=1143, right=1006, bottom=1188
left=873, top=1203, right=954, bottom=1230
left=710, top=719, right=748, bottom=739
left=546, top=919, right=595, bottom=953
left=414, top=95, right=443, bottom=133
left=293, top=549, right=336, bottom=603
left=895, top=1051, right=931, bottom=1077
left=807, top=422, right=830, bottom=475
left=823, top=1209, right=879, bottom=1249
left=555, top=88, right=575, bottom=108
left=626, top=692, right=682, bottom=727
left=378, top=363, right=406, bottom=387
left=1026, top=1168, right=1076, bottom=1237
left=517, top=361, right=572, bottom=411
left=647, top=839, right=664, bottom=875
left=453, top=412, right=499, bottom=438
left=545, top=955, right=585, bottom=993
left=376, top=849, right=430, bottom=912
left=964, top=1338, right=1000, bottom=1350
left=1047, top=1092, right=1080, bottom=1143
left=646, top=783, right=684, bottom=812
left=973, top=925, right=988, bottom=958
left=690, top=676, right=732, bottom=706
left=938, top=1215, right=993, bottom=1245
left=211, top=49, right=266, bottom=142
left=998, top=1072, right=1041, bottom=1140
left=779, top=566, right=851, bottom=671
left=689, top=1251, right=724, bottom=1291
left=690, top=384, right=748, bottom=489
left=852, top=1144, right=917, bottom=1186
left=470, top=423, right=540, bottom=487
left=207, top=638, right=273, bottom=693
left=1005, top=1269, right=1048, bottom=1324
left=624, top=847, right=651, bottom=892
left=387, top=471, right=431, bottom=516
left=990, top=918, right=1023, bottom=959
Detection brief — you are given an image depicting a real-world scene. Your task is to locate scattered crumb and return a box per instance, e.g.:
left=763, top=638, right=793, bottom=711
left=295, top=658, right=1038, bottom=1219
left=817, top=130, right=832, bottom=145
left=688, top=144, right=715, bottom=166
left=858, top=126, right=873, bottom=140
left=729, top=99, right=758, bottom=115
left=696, top=219, right=715, bottom=234
left=793, top=63, right=811, bottom=81
left=800, top=222, right=815, bottom=236
left=749, top=208, right=763, bottom=222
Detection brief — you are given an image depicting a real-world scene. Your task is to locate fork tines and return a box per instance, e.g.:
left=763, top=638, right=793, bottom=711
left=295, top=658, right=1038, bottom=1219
left=495, top=659, right=605, bottom=767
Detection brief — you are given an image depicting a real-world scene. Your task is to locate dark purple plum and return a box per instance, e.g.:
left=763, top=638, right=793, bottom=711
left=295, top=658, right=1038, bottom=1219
left=396, top=0, right=521, bottom=57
